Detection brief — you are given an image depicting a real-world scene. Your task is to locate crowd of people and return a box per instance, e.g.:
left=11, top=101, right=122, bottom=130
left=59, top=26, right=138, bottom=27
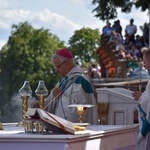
left=102, top=18, right=150, bottom=78
left=102, top=18, right=149, bottom=59
left=101, top=19, right=150, bottom=149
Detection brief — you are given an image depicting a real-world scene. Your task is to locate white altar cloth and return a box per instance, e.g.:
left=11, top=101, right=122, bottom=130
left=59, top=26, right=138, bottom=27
left=0, top=124, right=138, bottom=150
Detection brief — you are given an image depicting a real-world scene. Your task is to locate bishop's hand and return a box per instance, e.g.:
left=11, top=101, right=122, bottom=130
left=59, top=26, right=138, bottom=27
left=52, top=87, right=62, bottom=99
left=132, top=91, right=142, bottom=101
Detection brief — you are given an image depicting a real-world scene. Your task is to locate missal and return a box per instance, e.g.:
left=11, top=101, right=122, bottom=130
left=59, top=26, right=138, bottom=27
left=25, top=108, right=75, bottom=134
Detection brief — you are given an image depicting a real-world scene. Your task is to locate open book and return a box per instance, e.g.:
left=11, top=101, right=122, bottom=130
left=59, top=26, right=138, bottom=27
left=25, top=108, right=75, bottom=134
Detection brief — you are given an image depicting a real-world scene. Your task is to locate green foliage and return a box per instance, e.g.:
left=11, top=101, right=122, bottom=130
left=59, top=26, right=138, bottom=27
left=139, top=22, right=149, bottom=33
left=92, top=0, right=149, bottom=21
left=0, top=21, right=65, bottom=110
left=135, top=0, right=149, bottom=11
left=68, top=27, right=100, bottom=66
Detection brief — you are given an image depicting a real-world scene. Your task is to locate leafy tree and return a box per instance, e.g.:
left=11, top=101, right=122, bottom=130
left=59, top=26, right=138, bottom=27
left=92, top=0, right=149, bottom=21
left=0, top=21, right=65, bottom=122
left=68, top=27, right=100, bottom=66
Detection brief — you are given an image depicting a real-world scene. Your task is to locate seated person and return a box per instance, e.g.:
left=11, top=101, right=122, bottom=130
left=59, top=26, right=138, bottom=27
left=88, top=64, right=101, bottom=79
left=109, top=30, right=122, bottom=43
left=109, top=30, right=123, bottom=50
left=125, top=51, right=133, bottom=61
left=127, top=56, right=139, bottom=72
left=134, top=35, right=144, bottom=51
left=134, top=61, right=148, bottom=75
left=123, top=35, right=131, bottom=51
left=134, top=61, right=149, bottom=78
left=118, top=47, right=126, bottom=58
left=129, top=43, right=141, bottom=60
left=127, top=61, right=149, bottom=79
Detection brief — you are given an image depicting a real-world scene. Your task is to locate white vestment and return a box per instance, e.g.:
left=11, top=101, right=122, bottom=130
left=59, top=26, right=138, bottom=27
left=45, top=66, right=98, bottom=124
left=137, top=77, right=150, bottom=150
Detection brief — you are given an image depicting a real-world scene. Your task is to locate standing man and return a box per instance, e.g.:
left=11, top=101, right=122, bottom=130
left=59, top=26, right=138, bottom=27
left=132, top=49, right=150, bottom=149
left=32, top=48, right=98, bottom=124
left=125, top=18, right=137, bottom=43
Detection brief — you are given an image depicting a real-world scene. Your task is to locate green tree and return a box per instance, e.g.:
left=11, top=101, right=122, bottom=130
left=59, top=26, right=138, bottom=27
left=0, top=21, right=65, bottom=122
left=68, top=27, right=100, bottom=66
left=92, top=0, right=149, bottom=21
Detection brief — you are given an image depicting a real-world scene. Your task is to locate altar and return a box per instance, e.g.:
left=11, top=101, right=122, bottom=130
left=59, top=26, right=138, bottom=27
left=0, top=123, right=138, bottom=150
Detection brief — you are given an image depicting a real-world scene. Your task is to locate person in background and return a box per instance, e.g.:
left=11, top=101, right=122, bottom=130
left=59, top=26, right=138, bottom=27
left=108, top=30, right=123, bottom=51
left=143, top=24, right=149, bottom=47
left=129, top=43, right=141, bottom=60
left=109, top=30, right=123, bottom=45
left=125, top=51, right=133, bottom=60
left=127, top=56, right=139, bottom=71
left=102, top=21, right=113, bottom=36
left=96, top=64, right=101, bottom=72
left=134, top=61, right=149, bottom=76
left=141, top=47, right=149, bottom=55
left=127, top=61, right=149, bottom=79
left=113, top=19, right=122, bottom=37
left=88, top=64, right=101, bottom=79
left=131, top=47, right=149, bottom=97
left=141, top=47, right=149, bottom=60
left=125, top=18, right=137, bottom=43
left=123, top=35, right=132, bottom=51
left=132, top=49, right=150, bottom=150
left=134, top=35, right=144, bottom=51
left=31, top=48, right=98, bottom=124
left=118, top=47, right=126, bottom=58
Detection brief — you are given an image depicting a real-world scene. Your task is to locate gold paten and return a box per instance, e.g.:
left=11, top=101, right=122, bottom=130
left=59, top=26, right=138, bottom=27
left=74, top=124, right=86, bottom=131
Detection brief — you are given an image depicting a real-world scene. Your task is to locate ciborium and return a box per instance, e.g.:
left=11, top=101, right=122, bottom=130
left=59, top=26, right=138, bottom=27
left=19, top=81, right=32, bottom=125
left=68, top=104, right=94, bottom=123
left=35, top=80, right=48, bottom=109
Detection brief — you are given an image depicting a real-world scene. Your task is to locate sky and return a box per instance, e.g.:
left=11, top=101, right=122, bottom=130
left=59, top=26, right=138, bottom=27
left=0, top=0, right=149, bottom=49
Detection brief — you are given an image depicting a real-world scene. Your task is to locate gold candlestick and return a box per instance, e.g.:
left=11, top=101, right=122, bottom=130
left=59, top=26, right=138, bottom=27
left=38, top=95, right=45, bottom=109
left=18, top=81, right=32, bottom=126
left=21, top=96, right=30, bottom=120
left=35, top=80, right=48, bottom=109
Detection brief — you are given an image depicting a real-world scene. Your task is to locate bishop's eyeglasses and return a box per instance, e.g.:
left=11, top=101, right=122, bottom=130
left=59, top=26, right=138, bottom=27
left=54, top=60, right=66, bottom=69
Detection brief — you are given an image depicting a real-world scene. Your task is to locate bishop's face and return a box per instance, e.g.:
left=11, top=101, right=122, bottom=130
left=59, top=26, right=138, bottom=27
left=53, top=57, right=69, bottom=77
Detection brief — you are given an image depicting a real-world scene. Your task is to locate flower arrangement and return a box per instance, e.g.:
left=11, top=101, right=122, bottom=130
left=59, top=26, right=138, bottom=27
left=97, top=48, right=117, bottom=78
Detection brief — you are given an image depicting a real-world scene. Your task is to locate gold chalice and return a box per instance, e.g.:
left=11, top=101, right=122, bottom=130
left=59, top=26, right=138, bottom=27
left=77, top=106, right=87, bottom=123
left=68, top=104, right=93, bottom=131
left=68, top=104, right=94, bottom=123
